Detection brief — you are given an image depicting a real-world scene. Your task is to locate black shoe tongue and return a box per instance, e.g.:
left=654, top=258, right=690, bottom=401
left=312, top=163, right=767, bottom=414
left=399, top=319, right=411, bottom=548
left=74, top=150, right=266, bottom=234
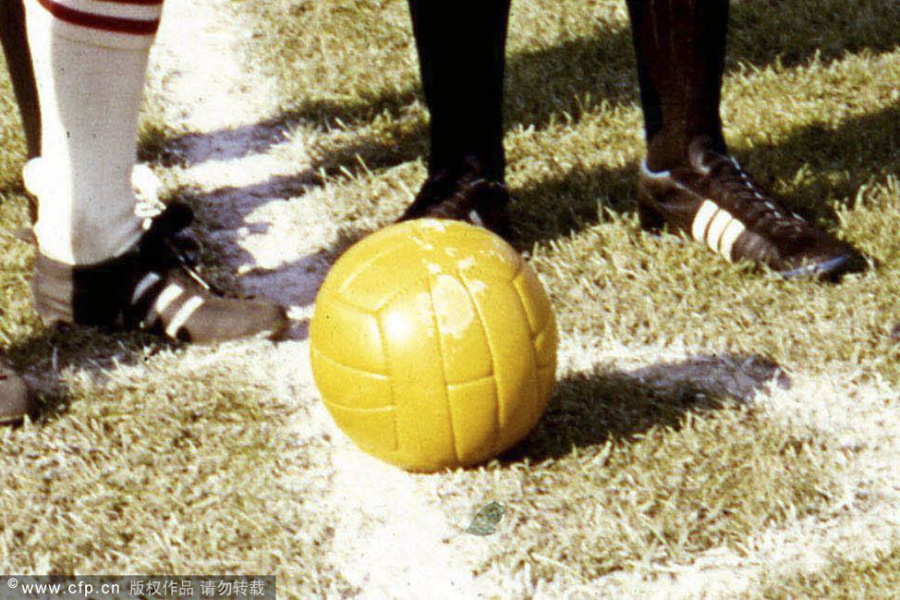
left=146, top=202, right=195, bottom=243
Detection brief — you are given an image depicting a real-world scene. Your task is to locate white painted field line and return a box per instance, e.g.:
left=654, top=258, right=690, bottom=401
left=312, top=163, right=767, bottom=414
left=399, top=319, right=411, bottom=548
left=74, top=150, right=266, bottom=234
left=542, top=338, right=900, bottom=599
left=147, top=1, right=484, bottom=596
left=148, top=0, right=334, bottom=311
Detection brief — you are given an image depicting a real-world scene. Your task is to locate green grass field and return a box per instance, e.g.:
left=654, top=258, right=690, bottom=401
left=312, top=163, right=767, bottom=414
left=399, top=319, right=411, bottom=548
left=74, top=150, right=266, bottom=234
left=3, top=0, right=900, bottom=597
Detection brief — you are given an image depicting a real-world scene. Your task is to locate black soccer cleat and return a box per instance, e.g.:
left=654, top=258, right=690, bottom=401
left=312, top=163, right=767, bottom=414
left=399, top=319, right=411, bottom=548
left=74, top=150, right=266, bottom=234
left=399, top=156, right=512, bottom=238
left=0, top=356, right=30, bottom=424
left=637, top=143, right=866, bottom=280
left=31, top=202, right=289, bottom=343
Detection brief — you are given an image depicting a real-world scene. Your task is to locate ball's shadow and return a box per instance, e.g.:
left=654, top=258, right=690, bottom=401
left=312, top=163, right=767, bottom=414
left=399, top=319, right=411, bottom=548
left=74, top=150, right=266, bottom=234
left=503, top=353, right=789, bottom=464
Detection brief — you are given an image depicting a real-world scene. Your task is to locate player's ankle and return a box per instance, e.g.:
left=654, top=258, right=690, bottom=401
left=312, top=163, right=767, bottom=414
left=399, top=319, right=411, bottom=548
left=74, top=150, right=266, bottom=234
left=645, top=133, right=726, bottom=173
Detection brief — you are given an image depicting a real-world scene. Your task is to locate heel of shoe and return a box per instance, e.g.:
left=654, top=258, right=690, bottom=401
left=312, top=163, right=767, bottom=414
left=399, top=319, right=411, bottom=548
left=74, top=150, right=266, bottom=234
left=637, top=199, right=665, bottom=234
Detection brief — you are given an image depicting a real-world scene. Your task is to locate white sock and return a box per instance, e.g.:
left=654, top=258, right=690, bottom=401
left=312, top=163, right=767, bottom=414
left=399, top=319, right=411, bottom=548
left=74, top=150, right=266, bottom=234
left=24, top=0, right=164, bottom=265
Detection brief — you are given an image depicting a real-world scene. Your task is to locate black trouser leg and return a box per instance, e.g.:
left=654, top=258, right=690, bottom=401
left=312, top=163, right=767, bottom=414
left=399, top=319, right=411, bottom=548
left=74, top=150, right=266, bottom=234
left=626, top=0, right=729, bottom=172
left=408, top=0, right=511, bottom=182
left=1, top=0, right=40, bottom=160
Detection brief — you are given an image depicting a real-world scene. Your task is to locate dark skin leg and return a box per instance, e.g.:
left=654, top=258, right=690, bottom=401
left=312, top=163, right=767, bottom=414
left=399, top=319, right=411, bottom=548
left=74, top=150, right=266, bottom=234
left=1, top=0, right=40, bottom=160
left=1, top=0, right=40, bottom=223
left=626, top=0, right=729, bottom=172
left=0, top=0, right=37, bottom=419
left=406, top=0, right=727, bottom=187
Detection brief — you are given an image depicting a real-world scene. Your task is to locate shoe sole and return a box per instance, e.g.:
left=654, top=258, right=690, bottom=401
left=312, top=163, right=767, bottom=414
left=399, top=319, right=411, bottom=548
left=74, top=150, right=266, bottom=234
left=778, top=253, right=864, bottom=281
left=640, top=197, right=865, bottom=282
left=640, top=221, right=864, bottom=282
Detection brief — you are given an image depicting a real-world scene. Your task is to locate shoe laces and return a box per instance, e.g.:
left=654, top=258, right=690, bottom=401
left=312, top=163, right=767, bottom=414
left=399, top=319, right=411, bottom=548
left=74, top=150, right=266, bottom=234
left=704, top=154, right=808, bottom=236
left=138, top=202, right=224, bottom=296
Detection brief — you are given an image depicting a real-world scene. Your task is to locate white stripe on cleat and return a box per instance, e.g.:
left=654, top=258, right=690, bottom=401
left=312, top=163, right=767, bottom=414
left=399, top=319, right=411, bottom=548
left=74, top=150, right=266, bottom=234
left=165, top=295, right=204, bottom=338
left=691, top=200, right=747, bottom=262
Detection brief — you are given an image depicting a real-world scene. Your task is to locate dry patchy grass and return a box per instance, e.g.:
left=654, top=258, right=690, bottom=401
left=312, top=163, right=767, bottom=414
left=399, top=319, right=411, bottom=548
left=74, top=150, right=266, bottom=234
left=3, top=0, right=900, bottom=596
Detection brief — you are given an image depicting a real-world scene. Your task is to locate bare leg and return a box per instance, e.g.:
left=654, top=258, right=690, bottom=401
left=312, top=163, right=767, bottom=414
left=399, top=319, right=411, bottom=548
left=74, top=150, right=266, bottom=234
left=0, top=0, right=40, bottom=160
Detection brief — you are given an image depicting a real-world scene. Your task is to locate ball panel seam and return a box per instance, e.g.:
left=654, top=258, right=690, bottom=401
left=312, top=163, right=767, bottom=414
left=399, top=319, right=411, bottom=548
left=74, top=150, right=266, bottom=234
left=333, top=243, right=413, bottom=302
left=456, top=272, right=501, bottom=457
left=426, top=275, right=459, bottom=463
left=309, top=346, right=390, bottom=380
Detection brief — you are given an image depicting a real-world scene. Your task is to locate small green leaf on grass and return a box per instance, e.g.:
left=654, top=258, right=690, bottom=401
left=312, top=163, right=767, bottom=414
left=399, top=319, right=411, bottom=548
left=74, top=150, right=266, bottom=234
left=466, top=501, right=506, bottom=536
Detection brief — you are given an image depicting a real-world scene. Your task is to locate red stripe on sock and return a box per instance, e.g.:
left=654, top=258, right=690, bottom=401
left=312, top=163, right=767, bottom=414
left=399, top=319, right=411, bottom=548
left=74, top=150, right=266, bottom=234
left=87, top=0, right=163, bottom=4
left=36, top=0, right=161, bottom=35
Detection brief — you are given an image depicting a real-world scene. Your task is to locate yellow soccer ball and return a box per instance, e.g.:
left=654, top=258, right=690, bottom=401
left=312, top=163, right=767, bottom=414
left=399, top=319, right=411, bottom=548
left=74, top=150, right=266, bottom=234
left=310, top=219, right=558, bottom=472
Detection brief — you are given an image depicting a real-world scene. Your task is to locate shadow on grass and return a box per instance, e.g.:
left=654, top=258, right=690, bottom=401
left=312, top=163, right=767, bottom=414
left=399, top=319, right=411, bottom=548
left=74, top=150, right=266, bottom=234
left=5, top=327, right=177, bottom=425
left=737, top=106, right=900, bottom=218
left=171, top=176, right=342, bottom=316
left=507, top=103, right=900, bottom=248
left=505, top=353, right=789, bottom=464
left=144, top=0, right=900, bottom=172
left=170, top=103, right=900, bottom=314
